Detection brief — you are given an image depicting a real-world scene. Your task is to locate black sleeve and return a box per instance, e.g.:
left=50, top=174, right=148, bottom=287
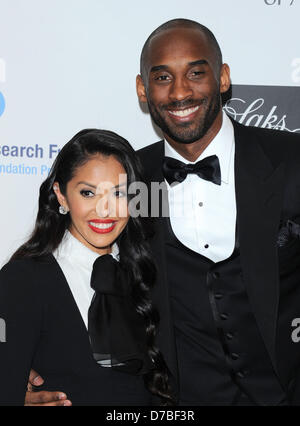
left=0, top=259, right=43, bottom=406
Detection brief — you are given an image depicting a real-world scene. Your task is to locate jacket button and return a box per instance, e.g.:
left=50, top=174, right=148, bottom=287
left=226, top=332, right=234, bottom=340
left=220, top=313, right=229, bottom=320
left=231, top=353, right=240, bottom=361
left=215, top=293, right=223, bottom=300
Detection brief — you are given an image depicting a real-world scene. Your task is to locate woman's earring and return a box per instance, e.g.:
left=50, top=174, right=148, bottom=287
left=59, top=205, right=69, bottom=215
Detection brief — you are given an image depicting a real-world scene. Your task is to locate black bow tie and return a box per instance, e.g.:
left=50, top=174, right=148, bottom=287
left=88, top=254, right=153, bottom=375
left=162, top=155, right=221, bottom=186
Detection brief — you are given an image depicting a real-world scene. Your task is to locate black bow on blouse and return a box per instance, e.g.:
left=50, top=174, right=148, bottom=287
left=88, top=254, right=153, bottom=375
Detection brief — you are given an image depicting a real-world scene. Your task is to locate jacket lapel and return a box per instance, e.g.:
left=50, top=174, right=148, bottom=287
left=234, top=121, right=285, bottom=372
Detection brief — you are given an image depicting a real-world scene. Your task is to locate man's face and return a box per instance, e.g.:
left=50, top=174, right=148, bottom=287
left=137, top=28, right=230, bottom=145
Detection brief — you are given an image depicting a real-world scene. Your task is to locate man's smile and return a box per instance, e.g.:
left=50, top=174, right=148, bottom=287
left=168, top=105, right=200, bottom=118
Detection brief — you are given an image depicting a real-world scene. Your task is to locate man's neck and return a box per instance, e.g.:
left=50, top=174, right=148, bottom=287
left=164, top=112, right=223, bottom=162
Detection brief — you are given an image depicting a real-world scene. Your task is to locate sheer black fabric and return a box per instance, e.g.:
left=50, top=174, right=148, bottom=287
left=88, top=254, right=153, bottom=375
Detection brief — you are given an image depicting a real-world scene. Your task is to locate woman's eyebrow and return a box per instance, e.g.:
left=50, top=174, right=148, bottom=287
left=76, top=181, right=97, bottom=189
left=76, top=182, right=127, bottom=189
left=114, top=183, right=127, bottom=189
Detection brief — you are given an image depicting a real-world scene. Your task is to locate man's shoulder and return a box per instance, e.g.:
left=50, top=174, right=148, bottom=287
left=136, top=140, right=164, bottom=176
left=233, top=119, right=300, bottom=161
left=233, top=118, right=300, bottom=142
left=255, top=126, right=297, bottom=142
left=137, top=140, right=164, bottom=157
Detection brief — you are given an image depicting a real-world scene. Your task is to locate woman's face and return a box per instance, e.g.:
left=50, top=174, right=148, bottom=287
left=54, top=154, right=129, bottom=255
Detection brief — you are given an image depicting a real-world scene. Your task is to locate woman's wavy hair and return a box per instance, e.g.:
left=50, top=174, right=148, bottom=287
left=12, top=129, right=174, bottom=405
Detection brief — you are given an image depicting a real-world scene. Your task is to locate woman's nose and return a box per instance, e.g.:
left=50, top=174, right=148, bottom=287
left=96, top=196, right=110, bottom=218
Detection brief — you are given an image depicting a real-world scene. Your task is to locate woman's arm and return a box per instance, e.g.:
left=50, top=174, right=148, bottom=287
left=0, top=259, right=43, bottom=406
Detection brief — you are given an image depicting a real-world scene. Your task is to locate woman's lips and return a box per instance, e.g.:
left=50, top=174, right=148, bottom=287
left=167, top=105, right=200, bottom=122
left=88, top=220, right=117, bottom=234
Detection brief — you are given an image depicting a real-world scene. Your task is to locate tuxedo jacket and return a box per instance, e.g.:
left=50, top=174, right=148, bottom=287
left=0, top=255, right=151, bottom=406
left=137, top=119, right=300, bottom=403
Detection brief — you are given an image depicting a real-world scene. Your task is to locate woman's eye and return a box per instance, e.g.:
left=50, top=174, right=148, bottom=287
left=80, top=190, right=94, bottom=198
left=113, top=190, right=127, bottom=198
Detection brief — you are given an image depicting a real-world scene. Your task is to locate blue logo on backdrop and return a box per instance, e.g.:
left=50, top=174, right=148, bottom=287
left=0, top=92, right=5, bottom=117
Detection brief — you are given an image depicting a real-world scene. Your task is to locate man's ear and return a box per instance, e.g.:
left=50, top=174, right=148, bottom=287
left=136, top=75, right=148, bottom=103
left=220, top=63, right=231, bottom=94
left=53, top=182, right=69, bottom=211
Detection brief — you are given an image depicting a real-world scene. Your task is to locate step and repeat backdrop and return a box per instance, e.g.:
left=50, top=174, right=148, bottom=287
left=0, top=0, right=299, bottom=266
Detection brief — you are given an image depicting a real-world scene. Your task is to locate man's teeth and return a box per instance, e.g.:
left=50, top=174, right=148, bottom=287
left=168, top=106, right=199, bottom=117
left=90, top=222, right=115, bottom=229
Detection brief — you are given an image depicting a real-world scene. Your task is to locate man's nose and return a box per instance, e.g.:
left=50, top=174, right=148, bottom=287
left=169, top=76, right=193, bottom=102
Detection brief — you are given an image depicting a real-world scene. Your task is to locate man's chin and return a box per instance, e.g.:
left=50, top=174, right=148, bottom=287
left=165, top=129, right=207, bottom=145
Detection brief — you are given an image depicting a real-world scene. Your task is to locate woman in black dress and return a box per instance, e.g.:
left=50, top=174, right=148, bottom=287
left=0, top=129, right=173, bottom=406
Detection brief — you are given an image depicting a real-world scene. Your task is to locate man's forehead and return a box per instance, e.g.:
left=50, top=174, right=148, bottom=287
left=145, top=27, right=211, bottom=68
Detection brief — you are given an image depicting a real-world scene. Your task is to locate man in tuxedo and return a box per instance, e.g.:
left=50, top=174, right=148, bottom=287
left=26, top=18, right=300, bottom=405
left=135, top=18, right=300, bottom=405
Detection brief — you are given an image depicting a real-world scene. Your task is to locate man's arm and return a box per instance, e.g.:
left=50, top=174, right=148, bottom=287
left=25, top=369, right=72, bottom=407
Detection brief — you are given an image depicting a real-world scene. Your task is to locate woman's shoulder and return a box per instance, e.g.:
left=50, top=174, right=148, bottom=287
left=0, top=255, right=59, bottom=291
left=1, top=254, right=54, bottom=273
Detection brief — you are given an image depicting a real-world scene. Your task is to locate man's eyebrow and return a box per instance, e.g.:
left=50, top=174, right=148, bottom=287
left=150, top=65, right=168, bottom=73
left=189, top=59, right=208, bottom=66
left=150, top=60, right=208, bottom=73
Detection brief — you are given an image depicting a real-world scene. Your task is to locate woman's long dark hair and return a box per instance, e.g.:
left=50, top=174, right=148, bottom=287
left=11, top=129, right=174, bottom=405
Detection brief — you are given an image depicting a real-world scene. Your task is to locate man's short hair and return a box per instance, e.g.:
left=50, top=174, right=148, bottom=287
left=140, top=18, right=223, bottom=79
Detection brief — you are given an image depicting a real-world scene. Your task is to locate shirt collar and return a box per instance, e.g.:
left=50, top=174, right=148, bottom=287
left=164, top=112, right=235, bottom=184
left=54, top=230, right=120, bottom=270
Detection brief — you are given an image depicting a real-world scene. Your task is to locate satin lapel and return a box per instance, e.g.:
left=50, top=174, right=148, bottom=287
left=140, top=142, right=179, bottom=386
left=234, top=122, right=285, bottom=372
left=141, top=141, right=165, bottom=183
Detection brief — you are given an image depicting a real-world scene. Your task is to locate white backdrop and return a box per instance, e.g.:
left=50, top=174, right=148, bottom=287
left=0, top=0, right=299, bottom=266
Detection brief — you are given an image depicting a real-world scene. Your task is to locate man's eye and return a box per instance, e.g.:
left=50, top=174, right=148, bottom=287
left=80, top=190, right=94, bottom=198
left=190, top=70, right=205, bottom=78
left=155, top=75, right=171, bottom=82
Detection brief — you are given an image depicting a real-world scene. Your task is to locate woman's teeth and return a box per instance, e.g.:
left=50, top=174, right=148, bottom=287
left=168, top=106, right=199, bottom=117
left=89, top=222, right=115, bottom=229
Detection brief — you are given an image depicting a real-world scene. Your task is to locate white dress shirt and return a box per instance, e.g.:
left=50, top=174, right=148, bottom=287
left=165, top=112, right=236, bottom=263
left=53, top=230, right=119, bottom=329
